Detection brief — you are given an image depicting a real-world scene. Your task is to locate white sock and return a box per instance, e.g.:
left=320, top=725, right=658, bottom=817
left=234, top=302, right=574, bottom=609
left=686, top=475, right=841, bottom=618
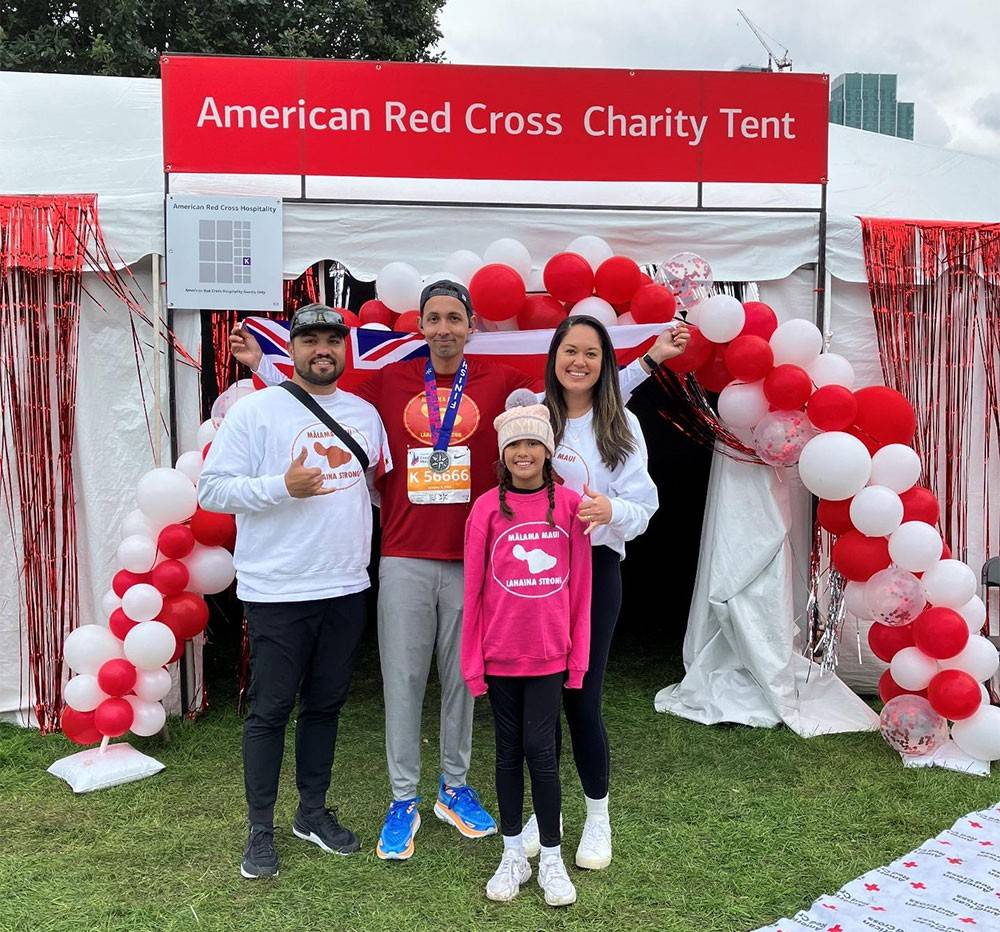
left=585, top=794, right=609, bottom=820
left=539, top=843, right=561, bottom=861
left=503, top=833, right=524, bottom=854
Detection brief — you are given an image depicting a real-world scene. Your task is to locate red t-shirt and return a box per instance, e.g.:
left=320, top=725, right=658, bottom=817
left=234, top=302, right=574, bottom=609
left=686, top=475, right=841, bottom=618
left=355, top=358, right=537, bottom=560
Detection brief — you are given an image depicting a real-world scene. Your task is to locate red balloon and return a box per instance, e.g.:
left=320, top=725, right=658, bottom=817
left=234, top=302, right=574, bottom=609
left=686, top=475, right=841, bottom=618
left=190, top=508, right=236, bottom=548
left=867, top=622, right=915, bottom=663
left=469, top=264, right=526, bottom=322
left=109, top=608, right=138, bottom=641
left=151, top=559, right=190, bottom=596
left=739, top=301, right=779, bottom=340
left=900, top=486, right=940, bottom=525
left=594, top=256, right=642, bottom=304
left=393, top=310, right=421, bottom=333
left=543, top=253, right=594, bottom=304
left=62, top=707, right=102, bottom=746
left=724, top=335, right=773, bottom=382
left=664, top=326, right=712, bottom=374
left=817, top=498, right=855, bottom=535
left=629, top=284, right=676, bottom=324
left=112, top=569, right=150, bottom=598
left=94, top=697, right=134, bottom=738
left=157, top=524, right=195, bottom=560
left=878, top=670, right=927, bottom=704
left=359, top=299, right=395, bottom=328
left=160, top=591, right=210, bottom=641
left=852, top=386, right=917, bottom=446
left=97, top=658, right=138, bottom=698
left=913, top=606, right=969, bottom=660
left=831, top=530, right=891, bottom=582
left=694, top=347, right=733, bottom=393
left=927, top=669, right=982, bottom=721
left=941, top=542, right=952, bottom=560
left=335, top=307, right=361, bottom=328
left=202, top=442, right=212, bottom=459
left=807, top=385, right=858, bottom=431
left=844, top=424, right=882, bottom=455
left=517, top=294, right=566, bottom=331
left=763, top=364, right=812, bottom=410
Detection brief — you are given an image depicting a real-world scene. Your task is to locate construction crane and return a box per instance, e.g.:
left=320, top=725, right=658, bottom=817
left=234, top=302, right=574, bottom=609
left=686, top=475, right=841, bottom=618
left=737, top=9, right=793, bottom=72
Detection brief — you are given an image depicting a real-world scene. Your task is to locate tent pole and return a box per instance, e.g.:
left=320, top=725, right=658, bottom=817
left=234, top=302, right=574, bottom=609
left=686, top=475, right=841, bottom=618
left=815, top=182, right=828, bottom=335
left=151, top=253, right=163, bottom=467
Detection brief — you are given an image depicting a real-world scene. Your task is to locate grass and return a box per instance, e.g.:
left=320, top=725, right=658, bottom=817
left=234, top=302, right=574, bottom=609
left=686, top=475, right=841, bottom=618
left=1, top=631, right=997, bottom=932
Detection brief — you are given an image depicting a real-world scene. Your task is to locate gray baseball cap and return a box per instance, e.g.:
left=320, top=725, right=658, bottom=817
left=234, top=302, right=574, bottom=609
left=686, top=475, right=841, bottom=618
left=288, top=303, right=350, bottom=338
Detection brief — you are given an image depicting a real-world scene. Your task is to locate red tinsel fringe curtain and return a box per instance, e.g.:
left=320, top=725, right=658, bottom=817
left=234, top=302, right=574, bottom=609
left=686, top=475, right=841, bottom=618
left=0, top=195, right=92, bottom=732
left=860, top=217, right=1000, bottom=566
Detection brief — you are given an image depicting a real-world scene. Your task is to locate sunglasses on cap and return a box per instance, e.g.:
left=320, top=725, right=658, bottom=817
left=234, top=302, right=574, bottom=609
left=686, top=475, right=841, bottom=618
left=289, top=304, right=349, bottom=337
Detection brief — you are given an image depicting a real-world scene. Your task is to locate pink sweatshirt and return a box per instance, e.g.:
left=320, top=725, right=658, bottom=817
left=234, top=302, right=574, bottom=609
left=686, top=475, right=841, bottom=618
left=461, top=483, right=592, bottom=697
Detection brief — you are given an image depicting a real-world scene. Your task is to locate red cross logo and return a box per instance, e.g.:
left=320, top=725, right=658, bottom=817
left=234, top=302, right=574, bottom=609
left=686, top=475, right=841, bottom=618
left=904, top=860, right=919, bottom=867
left=981, top=841, right=994, bottom=847
left=864, top=883, right=880, bottom=891
left=939, top=840, right=953, bottom=846
left=959, top=919, right=976, bottom=925
left=970, top=821, right=983, bottom=828
left=828, top=925, right=843, bottom=932
left=822, top=903, right=838, bottom=910
left=948, top=857, right=964, bottom=864
left=911, top=882, right=926, bottom=889
left=871, top=907, right=886, bottom=912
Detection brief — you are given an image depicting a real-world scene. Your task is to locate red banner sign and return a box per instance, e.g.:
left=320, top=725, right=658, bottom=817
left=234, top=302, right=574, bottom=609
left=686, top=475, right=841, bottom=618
left=161, top=56, right=829, bottom=184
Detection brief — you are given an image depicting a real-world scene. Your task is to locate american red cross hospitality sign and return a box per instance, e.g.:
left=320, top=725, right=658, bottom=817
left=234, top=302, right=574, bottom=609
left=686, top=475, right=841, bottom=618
left=161, top=55, right=829, bottom=184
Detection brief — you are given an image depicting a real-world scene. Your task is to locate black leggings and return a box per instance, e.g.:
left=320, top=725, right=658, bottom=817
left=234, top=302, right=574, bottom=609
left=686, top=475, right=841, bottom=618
left=487, top=673, right=564, bottom=848
left=561, top=544, right=622, bottom=800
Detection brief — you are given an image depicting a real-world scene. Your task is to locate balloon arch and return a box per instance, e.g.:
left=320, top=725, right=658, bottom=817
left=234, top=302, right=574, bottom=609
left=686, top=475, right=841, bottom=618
left=60, top=236, right=1000, bottom=765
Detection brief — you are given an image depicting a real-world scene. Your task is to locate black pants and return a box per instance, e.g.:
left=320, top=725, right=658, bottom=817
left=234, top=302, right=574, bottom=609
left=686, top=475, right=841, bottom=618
left=243, top=593, right=367, bottom=827
left=561, top=545, right=622, bottom=800
left=487, top=673, right=564, bottom=848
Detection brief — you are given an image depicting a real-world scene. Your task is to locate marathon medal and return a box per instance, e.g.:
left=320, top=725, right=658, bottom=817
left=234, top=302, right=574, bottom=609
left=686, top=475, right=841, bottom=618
left=429, top=449, right=452, bottom=473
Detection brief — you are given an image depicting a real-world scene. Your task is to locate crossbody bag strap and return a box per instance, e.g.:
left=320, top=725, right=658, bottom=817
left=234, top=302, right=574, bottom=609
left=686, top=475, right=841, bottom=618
left=278, top=381, right=370, bottom=473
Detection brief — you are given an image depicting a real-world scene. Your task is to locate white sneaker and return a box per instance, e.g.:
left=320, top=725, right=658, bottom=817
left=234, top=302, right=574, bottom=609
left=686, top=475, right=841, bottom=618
left=575, top=815, right=612, bottom=870
left=485, top=850, right=531, bottom=902
left=521, top=812, right=563, bottom=858
left=537, top=855, right=577, bottom=907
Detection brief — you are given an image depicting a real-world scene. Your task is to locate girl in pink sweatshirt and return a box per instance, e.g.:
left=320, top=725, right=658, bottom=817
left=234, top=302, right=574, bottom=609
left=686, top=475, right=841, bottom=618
left=462, top=403, right=592, bottom=907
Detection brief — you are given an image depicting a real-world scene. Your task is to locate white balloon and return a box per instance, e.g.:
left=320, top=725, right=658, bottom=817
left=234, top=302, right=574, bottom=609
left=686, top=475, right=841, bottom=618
left=124, top=621, right=176, bottom=671
left=443, top=249, right=483, bottom=285
left=64, top=624, right=125, bottom=675
left=136, top=467, right=198, bottom=527
left=121, top=507, right=159, bottom=539
left=174, top=450, right=204, bottom=485
left=797, top=432, right=872, bottom=500
left=376, top=261, right=422, bottom=312
left=116, top=534, right=157, bottom=574
left=770, top=319, right=824, bottom=367
left=921, top=560, right=978, bottom=609
left=569, top=296, right=618, bottom=328
left=211, top=379, right=255, bottom=426
left=195, top=418, right=217, bottom=449
left=183, top=543, right=236, bottom=595
left=939, top=636, right=1000, bottom=682
left=980, top=683, right=991, bottom=705
left=717, top=380, right=770, bottom=430
left=483, top=238, right=532, bottom=285
left=121, top=583, right=163, bottom=624
left=889, top=646, right=939, bottom=691
left=64, top=674, right=109, bottom=712
left=360, top=322, right=391, bottom=331
left=844, top=580, right=873, bottom=620
left=888, top=521, right=943, bottom=573
left=869, top=444, right=922, bottom=493
left=806, top=352, right=855, bottom=389
left=849, top=486, right=904, bottom=537
left=951, top=704, right=1000, bottom=761
left=684, top=299, right=704, bottom=327
left=566, top=235, right=614, bottom=272
left=101, top=589, right=122, bottom=619
left=956, top=596, right=987, bottom=634
left=124, top=695, right=167, bottom=737
left=133, top=667, right=173, bottom=702
left=422, top=270, right=461, bottom=291
left=698, top=294, right=745, bottom=344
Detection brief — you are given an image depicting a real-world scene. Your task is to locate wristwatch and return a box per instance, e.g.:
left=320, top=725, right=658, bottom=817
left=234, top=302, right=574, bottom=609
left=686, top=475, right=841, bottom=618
left=641, top=352, right=659, bottom=371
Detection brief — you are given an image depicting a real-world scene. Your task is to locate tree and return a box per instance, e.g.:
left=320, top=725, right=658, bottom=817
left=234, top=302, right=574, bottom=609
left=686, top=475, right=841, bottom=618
left=0, top=1, right=446, bottom=77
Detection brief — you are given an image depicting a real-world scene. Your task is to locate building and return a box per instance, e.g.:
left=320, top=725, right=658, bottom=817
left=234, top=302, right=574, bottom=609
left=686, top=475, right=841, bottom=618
left=830, top=73, right=914, bottom=140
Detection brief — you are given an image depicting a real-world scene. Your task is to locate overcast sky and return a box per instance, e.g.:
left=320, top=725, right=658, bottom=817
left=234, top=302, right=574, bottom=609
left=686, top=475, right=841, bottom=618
left=437, top=0, right=1000, bottom=158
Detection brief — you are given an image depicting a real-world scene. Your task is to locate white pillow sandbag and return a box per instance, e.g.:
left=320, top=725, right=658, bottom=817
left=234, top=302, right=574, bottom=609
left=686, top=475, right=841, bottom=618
left=48, top=743, right=164, bottom=793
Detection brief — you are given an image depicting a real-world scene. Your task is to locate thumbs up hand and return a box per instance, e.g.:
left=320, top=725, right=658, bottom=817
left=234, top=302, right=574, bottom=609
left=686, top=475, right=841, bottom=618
left=284, top=447, right=332, bottom=498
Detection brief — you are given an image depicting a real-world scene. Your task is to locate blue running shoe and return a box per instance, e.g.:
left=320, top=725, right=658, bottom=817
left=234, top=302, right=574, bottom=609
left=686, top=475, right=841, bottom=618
left=433, top=777, right=497, bottom=838
left=376, top=798, right=421, bottom=860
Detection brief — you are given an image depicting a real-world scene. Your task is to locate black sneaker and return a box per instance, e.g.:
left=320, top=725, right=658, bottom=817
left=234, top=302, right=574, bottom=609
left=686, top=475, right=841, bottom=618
left=292, top=806, right=361, bottom=855
left=241, top=824, right=279, bottom=879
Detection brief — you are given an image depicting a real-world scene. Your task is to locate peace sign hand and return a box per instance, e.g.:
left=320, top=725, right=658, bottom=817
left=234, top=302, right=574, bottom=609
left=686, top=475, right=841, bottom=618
left=284, top=448, right=333, bottom=498
left=578, top=483, right=613, bottom=536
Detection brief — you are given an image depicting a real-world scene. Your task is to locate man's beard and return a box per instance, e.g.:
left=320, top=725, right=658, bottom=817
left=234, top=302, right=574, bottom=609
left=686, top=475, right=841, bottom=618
left=295, top=357, right=341, bottom=386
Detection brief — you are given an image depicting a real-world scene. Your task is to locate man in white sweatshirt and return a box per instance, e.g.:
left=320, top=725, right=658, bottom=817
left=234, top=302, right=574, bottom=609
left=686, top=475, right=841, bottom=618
left=199, top=304, right=391, bottom=880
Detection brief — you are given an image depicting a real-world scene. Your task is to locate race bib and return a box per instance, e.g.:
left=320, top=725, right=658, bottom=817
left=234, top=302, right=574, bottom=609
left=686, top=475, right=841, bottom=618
left=406, top=446, right=472, bottom=504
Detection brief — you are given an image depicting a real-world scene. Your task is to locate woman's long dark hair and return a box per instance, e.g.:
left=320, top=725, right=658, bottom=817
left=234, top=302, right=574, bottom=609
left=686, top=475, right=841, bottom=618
left=544, top=315, right=636, bottom=469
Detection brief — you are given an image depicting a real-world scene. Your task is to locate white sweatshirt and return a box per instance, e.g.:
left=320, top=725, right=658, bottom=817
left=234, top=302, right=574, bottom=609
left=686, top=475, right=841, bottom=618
left=198, top=385, right=391, bottom=602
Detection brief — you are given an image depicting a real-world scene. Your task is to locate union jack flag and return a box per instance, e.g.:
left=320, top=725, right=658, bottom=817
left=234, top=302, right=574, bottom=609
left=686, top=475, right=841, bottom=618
left=243, top=317, right=667, bottom=392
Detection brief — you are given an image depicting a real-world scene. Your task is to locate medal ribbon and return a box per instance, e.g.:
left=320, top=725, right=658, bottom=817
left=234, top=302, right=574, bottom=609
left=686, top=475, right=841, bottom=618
left=424, top=359, right=469, bottom=452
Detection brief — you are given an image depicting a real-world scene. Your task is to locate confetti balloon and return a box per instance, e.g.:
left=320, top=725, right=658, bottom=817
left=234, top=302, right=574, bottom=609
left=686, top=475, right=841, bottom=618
left=751, top=410, right=817, bottom=467
left=879, top=695, right=948, bottom=757
left=658, top=252, right=713, bottom=311
left=864, top=567, right=926, bottom=627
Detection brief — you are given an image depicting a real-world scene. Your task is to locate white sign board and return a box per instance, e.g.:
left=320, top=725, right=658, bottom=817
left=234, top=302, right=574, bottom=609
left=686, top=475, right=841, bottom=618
left=165, top=195, right=283, bottom=310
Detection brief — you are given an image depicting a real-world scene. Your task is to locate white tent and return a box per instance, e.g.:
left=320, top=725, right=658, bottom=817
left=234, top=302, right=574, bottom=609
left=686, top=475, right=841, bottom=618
left=3, top=70, right=998, bottom=731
